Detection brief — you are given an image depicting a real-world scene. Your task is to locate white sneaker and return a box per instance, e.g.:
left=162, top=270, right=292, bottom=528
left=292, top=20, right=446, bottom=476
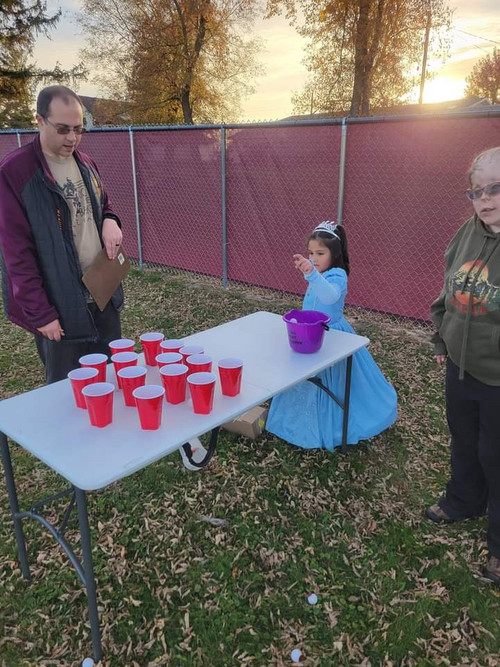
left=179, top=438, right=208, bottom=471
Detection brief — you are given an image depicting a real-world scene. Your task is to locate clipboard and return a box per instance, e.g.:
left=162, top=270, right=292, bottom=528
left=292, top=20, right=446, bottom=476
left=82, top=246, right=131, bottom=311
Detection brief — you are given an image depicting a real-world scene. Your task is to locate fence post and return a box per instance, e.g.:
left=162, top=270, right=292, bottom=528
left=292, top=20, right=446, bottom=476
left=16, top=132, right=21, bottom=148
left=221, top=125, right=228, bottom=289
left=337, top=118, right=348, bottom=225
left=128, top=127, right=143, bottom=269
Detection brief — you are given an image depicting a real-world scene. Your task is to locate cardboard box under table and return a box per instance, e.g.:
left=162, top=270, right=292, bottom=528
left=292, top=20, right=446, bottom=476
left=0, top=311, right=368, bottom=662
left=223, top=405, right=268, bottom=439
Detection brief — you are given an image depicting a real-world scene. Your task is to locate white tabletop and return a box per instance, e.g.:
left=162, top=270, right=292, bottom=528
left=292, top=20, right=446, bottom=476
left=0, top=311, right=368, bottom=491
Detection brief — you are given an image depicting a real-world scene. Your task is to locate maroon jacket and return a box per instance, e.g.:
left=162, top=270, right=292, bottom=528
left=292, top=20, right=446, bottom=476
left=0, top=135, right=123, bottom=340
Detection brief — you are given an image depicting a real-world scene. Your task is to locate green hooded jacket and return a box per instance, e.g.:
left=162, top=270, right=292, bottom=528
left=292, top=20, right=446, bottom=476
left=431, top=214, right=500, bottom=385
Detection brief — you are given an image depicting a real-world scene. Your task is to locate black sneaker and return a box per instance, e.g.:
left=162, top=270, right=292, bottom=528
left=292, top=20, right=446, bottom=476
left=482, top=556, right=500, bottom=584
left=425, top=504, right=456, bottom=523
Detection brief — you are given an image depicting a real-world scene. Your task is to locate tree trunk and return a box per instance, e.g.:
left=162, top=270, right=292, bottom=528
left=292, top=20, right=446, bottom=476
left=361, top=74, right=371, bottom=116
left=362, top=0, right=385, bottom=115
left=180, top=88, right=193, bottom=124
left=350, top=0, right=370, bottom=116
left=173, top=0, right=207, bottom=124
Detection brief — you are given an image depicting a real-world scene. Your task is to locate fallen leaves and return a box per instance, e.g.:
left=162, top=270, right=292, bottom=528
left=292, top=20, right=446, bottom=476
left=1, top=271, right=499, bottom=666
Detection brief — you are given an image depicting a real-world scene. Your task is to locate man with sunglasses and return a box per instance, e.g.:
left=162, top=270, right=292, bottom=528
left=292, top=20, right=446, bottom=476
left=0, top=85, right=124, bottom=383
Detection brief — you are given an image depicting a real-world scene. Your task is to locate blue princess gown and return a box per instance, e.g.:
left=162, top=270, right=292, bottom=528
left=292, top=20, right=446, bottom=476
left=266, top=267, right=397, bottom=450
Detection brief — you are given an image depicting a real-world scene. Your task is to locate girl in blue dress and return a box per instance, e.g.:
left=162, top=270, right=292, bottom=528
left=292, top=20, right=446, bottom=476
left=266, top=220, right=397, bottom=450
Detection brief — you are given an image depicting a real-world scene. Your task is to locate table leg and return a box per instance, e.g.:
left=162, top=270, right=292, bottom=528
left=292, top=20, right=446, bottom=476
left=75, top=487, right=103, bottom=662
left=307, top=355, right=353, bottom=453
left=0, top=431, right=31, bottom=580
left=341, top=355, right=353, bottom=454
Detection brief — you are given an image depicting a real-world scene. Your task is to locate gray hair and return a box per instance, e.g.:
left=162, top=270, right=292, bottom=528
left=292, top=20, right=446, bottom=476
left=468, top=147, right=500, bottom=182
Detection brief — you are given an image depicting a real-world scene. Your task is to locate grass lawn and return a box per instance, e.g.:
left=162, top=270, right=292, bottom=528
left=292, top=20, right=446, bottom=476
left=1, top=268, right=499, bottom=667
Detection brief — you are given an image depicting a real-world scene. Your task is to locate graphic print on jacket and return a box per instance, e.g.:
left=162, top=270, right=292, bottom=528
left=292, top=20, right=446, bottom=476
left=449, top=259, right=500, bottom=315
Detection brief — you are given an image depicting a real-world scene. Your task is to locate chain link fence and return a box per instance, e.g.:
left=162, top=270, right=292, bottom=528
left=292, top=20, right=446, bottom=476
left=1, top=110, right=499, bottom=327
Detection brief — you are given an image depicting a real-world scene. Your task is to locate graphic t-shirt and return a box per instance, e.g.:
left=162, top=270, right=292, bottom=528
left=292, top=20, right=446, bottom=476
left=45, top=154, right=101, bottom=272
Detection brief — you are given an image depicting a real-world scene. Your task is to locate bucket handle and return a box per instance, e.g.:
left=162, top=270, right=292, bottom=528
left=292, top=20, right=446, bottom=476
left=321, top=322, right=330, bottom=331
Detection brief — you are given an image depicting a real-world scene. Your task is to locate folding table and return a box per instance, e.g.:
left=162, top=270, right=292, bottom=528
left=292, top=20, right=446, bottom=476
left=0, top=311, right=368, bottom=661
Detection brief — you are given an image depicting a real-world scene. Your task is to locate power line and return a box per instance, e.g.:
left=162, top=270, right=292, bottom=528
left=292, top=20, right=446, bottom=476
left=453, top=29, right=500, bottom=46
left=452, top=30, right=493, bottom=55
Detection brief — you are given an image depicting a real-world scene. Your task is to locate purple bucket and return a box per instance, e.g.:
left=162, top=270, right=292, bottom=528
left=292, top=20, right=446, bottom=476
left=283, top=309, right=331, bottom=354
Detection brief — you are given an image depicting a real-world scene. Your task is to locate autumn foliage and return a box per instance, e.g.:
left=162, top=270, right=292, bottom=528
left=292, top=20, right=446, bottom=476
left=78, top=0, right=262, bottom=125
left=465, top=48, right=500, bottom=105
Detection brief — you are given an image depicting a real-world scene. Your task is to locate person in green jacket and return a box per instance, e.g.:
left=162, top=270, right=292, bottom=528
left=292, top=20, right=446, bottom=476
left=428, top=146, right=500, bottom=585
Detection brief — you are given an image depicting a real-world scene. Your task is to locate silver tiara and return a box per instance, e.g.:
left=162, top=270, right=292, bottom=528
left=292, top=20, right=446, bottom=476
left=313, top=220, right=340, bottom=239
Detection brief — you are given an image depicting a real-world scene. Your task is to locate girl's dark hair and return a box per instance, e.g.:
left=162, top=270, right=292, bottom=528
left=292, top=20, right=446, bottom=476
left=308, top=224, right=350, bottom=275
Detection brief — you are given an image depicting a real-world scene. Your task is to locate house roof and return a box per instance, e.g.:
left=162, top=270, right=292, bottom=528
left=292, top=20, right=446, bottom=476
left=282, top=97, right=494, bottom=122
left=79, top=95, right=98, bottom=113
left=78, top=95, right=131, bottom=125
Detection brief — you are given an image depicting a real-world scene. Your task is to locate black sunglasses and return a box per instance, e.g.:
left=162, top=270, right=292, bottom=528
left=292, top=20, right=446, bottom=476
left=43, top=116, right=86, bottom=135
left=466, top=181, right=500, bottom=201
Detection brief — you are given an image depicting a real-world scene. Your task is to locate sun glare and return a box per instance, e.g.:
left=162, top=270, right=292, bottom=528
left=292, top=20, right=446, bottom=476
left=422, top=77, right=466, bottom=104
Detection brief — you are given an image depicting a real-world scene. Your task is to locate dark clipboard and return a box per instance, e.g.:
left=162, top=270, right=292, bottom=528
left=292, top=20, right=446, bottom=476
left=82, top=246, right=131, bottom=311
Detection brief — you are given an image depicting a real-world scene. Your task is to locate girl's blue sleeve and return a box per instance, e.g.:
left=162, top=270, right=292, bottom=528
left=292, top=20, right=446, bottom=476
left=304, top=268, right=341, bottom=304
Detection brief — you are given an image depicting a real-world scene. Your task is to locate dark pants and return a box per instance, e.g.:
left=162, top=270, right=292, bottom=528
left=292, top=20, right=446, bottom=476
left=35, top=302, right=121, bottom=385
left=439, top=359, right=500, bottom=558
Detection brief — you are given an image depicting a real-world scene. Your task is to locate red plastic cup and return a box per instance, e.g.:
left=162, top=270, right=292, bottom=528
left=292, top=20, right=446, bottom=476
left=186, top=354, right=212, bottom=375
left=111, top=351, right=139, bottom=388
left=109, top=338, right=135, bottom=355
left=118, top=366, right=147, bottom=407
left=140, top=332, right=165, bottom=366
left=160, top=339, right=184, bottom=354
left=82, top=382, right=114, bottom=427
left=218, top=357, right=243, bottom=397
left=133, top=384, right=165, bottom=430
left=155, top=352, right=183, bottom=369
left=79, top=353, right=108, bottom=383
left=187, top=372, right=216, bottom=414
left=68, top=367, right=99, bottom=409
left=159, top=363, right=188, bottom=404
left=180, top=344, right=204, bottom=364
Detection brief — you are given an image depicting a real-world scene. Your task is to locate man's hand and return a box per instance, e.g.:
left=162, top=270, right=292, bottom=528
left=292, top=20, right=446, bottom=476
left=293, top=254, right=314, bottom=276
left=37, top=319, right=64, bottom=342
left=435, top=354, right=447, bottom=365
left=102, top=217, right=123, bottom=260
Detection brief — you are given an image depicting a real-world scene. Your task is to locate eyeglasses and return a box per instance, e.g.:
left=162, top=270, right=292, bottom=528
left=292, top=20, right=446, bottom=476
left=466, top=182, right=500, bottom=201
left=43, top=116, right=86, bottom=135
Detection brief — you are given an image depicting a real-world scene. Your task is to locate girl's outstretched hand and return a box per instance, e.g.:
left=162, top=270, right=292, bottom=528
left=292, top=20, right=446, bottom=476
left=293, top=254, right=313, bottom=275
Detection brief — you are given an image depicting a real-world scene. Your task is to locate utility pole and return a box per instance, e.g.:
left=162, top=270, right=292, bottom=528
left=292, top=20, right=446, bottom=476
left=419, top=9, right=432, bottom=105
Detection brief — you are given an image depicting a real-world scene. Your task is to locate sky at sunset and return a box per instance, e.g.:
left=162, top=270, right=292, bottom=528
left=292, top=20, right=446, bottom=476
left=32, top=0, right=500, bottom=121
